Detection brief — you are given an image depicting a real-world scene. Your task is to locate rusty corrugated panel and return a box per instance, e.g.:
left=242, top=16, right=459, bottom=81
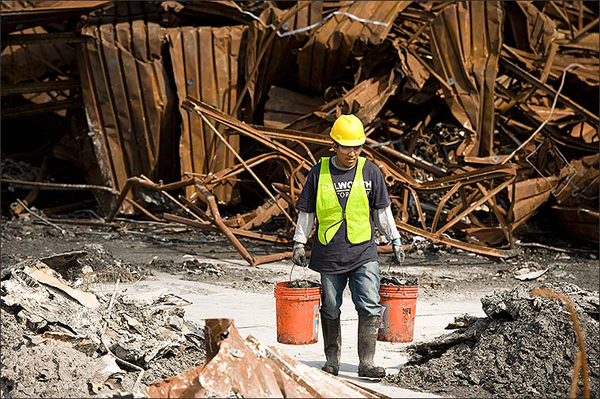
left=167, top=26, right=244, bottom=204
left=78, top=21, right=177, bottom=215
left=550, top=205, right=599, bottom=244
left=297, top=1, right=409, bottom=92
left=292, top=1, right=323, bottom=33
left=286, top=71, right=401, bottom=133
left=508, top=176, right=558, bottom=229
left=430, top=1, right=504, bottom=158
left=504, top=2, right=557, bottom=57
left=0, top=1, right=112, bottom=33
left=241, top=3, right=323, bottom=121
left=554, top=154, right=599, bottom=207
left=146, top=319, right=382, bottom=398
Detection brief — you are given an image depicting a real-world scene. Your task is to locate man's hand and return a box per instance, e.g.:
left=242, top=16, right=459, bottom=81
left=292, top=243, right=307, bottom=266
left=392, top=238, right=405, bottom=265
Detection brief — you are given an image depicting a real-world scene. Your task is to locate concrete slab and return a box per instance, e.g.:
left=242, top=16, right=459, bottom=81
left=125, top=267, right=486, bottom=398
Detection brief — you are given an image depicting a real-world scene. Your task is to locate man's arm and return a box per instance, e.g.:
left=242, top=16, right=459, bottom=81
left=373, top=206, right=400, bottom=242
left=292, top=211, right=314, bottom=266
left=293, top=211, right=315, bottom=244
left=374, top=206, right=405, bottom=264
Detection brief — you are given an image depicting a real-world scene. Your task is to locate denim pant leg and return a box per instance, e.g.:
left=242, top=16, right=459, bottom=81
left=348, top=261, right=381, bottom=317
left=320, top=272, right=348, bottom=320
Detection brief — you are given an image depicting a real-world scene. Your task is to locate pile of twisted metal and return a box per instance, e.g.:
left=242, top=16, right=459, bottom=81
left=2, top=1, right=598, bottom=263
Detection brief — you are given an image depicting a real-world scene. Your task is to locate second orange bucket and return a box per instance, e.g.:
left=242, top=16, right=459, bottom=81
left=274, top=281, right=321, bottom=345
left=378, top=284, right=419, bottom=342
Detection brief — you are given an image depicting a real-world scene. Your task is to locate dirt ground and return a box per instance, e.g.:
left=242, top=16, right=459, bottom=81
left=1, top=215, right=599, bottom=397
left=2, top=216, right=598, bottom=296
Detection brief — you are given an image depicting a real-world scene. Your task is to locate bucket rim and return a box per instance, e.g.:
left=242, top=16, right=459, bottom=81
left=274, top=281, right=321, bottom=299
left=379, top=283, right=419, bottom=288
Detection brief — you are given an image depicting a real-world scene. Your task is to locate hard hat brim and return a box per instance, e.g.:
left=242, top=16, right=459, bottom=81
left=331, top=136, right=366, bottom=147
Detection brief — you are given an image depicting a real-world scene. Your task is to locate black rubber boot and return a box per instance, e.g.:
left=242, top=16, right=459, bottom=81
left=357, top=315, right=386, bottom=378
left=321, top=317, right=341, bottom=376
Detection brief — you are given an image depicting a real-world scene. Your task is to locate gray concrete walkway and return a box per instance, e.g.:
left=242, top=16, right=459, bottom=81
left=125, top=262, right=486, bottom=397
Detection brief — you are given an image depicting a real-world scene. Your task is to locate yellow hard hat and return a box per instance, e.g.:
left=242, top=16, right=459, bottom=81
left=330, top=114, right=365, bottom=146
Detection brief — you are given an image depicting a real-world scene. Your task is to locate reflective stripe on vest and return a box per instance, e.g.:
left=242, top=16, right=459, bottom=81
left=316, top=157, right=371, bottom=245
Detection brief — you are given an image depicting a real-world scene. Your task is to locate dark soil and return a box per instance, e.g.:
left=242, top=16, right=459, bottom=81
left=2, top=217, right=598, bottom=298
left=380, top=275, right=419, bottom=286
left=287, top=279, right=321, bottom=289
left=384, top=282, right=600, bottom=398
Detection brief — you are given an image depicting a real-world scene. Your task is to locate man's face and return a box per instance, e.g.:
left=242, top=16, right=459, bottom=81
left=333, top=142, right=363, bottom=168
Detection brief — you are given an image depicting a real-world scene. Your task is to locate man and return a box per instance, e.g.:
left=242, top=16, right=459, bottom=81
left=291, top=114, right=405, bottom=378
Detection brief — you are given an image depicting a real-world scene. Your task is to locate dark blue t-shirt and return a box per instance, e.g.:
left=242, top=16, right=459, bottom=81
left=295, top=157, right=390, bottom=274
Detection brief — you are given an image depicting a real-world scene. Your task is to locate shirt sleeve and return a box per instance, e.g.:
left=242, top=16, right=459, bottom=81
left=367, top=161, right=391, bottom=210
left=295, top=163, right=320, bottom=213
left=373, top=206, right=401, bottom=242
left=293, top=211, right=315, bottom=244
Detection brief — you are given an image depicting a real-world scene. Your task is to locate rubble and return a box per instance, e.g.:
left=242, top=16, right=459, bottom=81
left=385, top=282, right=600, bottom=398
left=0, top=254, right=206, bottom=397
left=287, top=279, right=320, bottom=289
left=145, top=318, right=382, bottom=398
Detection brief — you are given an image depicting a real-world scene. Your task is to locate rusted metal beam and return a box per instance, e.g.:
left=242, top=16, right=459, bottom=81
left=123, top=198, right=164, bottom=223
left=500, top=57, right=599, bottom=125
left=2, top=32, right=89, bottom=46
left=572, top=17, right=599, bottom=41
left=182, top=98, right=310, bottom=169
left=397, top=219, right=516, bottom=258
left=365, top=137, right=447, bottom=177
left=194, top=109, right=296, bottom=227
left=195, top=183, right=256, bottom=266
left=1, top=80, right=79, bottom=96
left=106, top=177, right=196, bottom=222
left=0, top=178, right=118, bottom=195
left=434, top=178, right=515, bottom=237
left=1, top=99, right=82, bottom=119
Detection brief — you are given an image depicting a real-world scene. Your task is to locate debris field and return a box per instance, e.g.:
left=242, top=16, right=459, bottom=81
left=385, top=283, right=599, bottom=398
left=1, top=0, right=599, bottom=398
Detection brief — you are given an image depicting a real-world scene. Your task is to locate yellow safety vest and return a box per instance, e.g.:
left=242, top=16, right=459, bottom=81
left=316, top=157, right=371, bottom=245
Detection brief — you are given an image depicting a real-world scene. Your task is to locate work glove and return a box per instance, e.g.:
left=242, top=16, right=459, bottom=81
left=392, top=238, right=405, bottom=265
left=292, top=243, right=307, bottom=266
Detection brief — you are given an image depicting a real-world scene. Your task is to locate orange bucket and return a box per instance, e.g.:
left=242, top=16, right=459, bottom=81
left=378, top=284, right=419, bottom=342
left=274, top=281, right=321, bottom=345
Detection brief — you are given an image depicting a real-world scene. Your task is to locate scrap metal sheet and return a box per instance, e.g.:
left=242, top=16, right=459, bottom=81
left=167, top=25, right=245, bottom=204
left=551, top=205, right=599, bottom=244
left=243, top=2, right=323, bottom=119
left=287, top=71, right=401, bottom=134
left=78, top=21, right=177, bottom=214
left=0, top=1, right=112, bottom=33
left=146, top=319, right=382, bottom=398
left=505, top=1, right=557, bottom=57
left=430, top=1, right=504, bottom=158
left=554, top=154, right=599, bottom=207
left=297, top=1, right=409, bottom=92
left=508, top=176, right=558, bottom=229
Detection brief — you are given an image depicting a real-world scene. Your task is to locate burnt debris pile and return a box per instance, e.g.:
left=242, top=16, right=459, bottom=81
left=1, top=1, right=598, bottom=264
left=385, top=282, right=600, bottom=398
left=0, top=255, right=206, bottom=397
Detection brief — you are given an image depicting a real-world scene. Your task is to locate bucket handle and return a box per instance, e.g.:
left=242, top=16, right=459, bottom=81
left=289, top=260, right=308, bottom=283
left=382, top=252, right=408, bottom=281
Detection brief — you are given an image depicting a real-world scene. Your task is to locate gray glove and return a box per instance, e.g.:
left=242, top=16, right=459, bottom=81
left=392, top=238, right=405, bottom=265
left=292, top=243, right=307, bottom=266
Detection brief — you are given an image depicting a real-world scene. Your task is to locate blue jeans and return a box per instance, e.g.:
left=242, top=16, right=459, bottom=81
left=320, top=261, right=381, bottom=319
